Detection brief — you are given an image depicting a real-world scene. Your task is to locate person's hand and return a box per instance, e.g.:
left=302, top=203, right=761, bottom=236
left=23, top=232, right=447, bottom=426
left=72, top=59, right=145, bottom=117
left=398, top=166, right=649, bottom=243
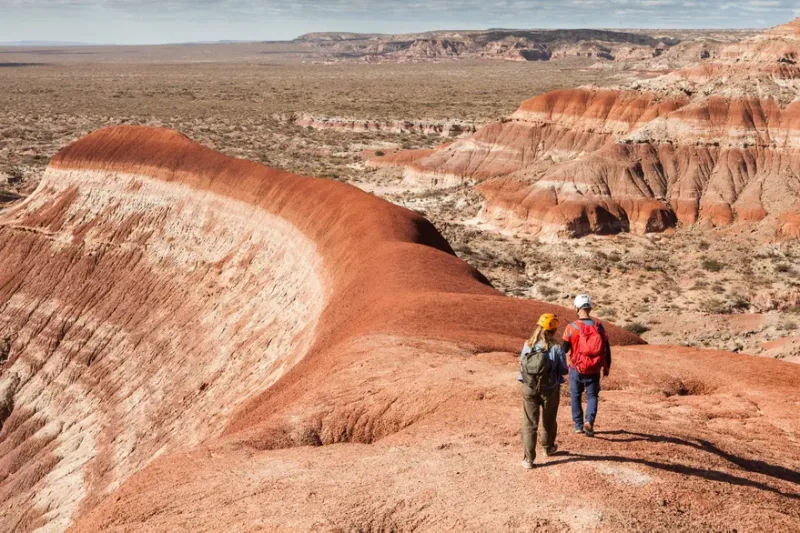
left=603, top=368, right=610, bottom=378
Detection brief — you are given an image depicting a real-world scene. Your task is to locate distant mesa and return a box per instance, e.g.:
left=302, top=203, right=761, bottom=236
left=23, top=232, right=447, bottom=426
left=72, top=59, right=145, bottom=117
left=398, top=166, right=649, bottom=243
left=294, top=28, right=684, bottom=63
left=372, top=18, right=800, bottom=239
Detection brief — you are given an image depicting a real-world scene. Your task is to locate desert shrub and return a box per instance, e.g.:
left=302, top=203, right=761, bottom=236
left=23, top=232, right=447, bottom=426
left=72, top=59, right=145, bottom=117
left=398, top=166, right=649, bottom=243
left=374, top=150, right=385, bottom=156
left=537, top=285, right=558, bottom=298
left=701, top=298, right=730, bottom=314
left=6, top=165, right=24, bottom=183
left=600, top=307, right=618, bottom=319
left=608, top=252, right=622, bottom=263
left=690, top=280, right=708, bottom=290
left=625, top=322, right=650, bottom=335
left=775, top=263, right=792, bottom=273
left=731, top=297, right=750, bottom=311
left=701, top=258, right=723, bottom=272
left=698, top=240, right=710, bottom=251
left=778, top=321, right=798, bottom=332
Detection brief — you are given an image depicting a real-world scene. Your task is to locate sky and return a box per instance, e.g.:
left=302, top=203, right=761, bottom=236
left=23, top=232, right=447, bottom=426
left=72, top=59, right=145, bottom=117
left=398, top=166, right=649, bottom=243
left=1, top=0, right=798, bottom=45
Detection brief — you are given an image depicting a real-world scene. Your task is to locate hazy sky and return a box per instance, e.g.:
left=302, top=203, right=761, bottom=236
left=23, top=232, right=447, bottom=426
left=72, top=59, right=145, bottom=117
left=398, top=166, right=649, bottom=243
left=1, top=0, right=798, bottom=44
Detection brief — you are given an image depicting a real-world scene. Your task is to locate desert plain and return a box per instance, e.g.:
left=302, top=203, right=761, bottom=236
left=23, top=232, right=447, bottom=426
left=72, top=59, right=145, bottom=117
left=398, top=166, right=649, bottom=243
left=0, top=20, right=799, bottom=532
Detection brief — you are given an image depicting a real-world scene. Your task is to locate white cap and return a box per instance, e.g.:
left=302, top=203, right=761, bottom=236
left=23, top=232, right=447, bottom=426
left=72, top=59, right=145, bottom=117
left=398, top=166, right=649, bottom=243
left=574, top=294, right=592, bottom=310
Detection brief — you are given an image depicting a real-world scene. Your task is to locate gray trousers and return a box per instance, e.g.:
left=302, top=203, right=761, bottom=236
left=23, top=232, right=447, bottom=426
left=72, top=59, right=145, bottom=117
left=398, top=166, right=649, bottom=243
left=521, top=384, right=560, bottom=462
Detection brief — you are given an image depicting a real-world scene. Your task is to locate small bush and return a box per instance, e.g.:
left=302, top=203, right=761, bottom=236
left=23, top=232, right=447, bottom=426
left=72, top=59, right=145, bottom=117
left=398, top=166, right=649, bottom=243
left=6, top=165, right=24, bottom=183
left=731, top=298, right=750, bottom=311
left=374, top=150, right=385, bottom=157
left=775, top=263, right=792, bottom=273
left=601, top=307, right=618, bottom=319
left=698, top=240, right=710, bottom=251
left=701, top=298, right=730, bottom=314
left=537, top=285, right=558, bottom=298
left=701, top=258, right=723, bottom=272
left=625, top=322, right=650, bottom=335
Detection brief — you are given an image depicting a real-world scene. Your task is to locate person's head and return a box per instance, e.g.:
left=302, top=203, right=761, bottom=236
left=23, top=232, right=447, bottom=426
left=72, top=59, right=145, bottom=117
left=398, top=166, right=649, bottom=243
left=573, top=294, right=592, bottom=318
left=528, top=313, right=559, bottom=348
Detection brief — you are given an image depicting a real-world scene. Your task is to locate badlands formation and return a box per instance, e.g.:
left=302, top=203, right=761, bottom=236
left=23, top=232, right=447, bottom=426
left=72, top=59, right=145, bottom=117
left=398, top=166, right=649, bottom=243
left=0, top=126, right=798, bottom=531
left=373, top=19, right=800, bottom=239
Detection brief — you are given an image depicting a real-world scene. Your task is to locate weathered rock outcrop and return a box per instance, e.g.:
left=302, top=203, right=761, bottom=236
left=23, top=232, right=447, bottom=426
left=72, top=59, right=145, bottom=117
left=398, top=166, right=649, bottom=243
left=375, top=19, right=800, bottom=238
left=289, top=113, right=479, bottom=138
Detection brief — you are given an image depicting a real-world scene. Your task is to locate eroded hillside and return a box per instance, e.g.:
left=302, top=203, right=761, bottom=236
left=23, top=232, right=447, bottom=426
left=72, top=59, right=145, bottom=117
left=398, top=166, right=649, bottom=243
left=0, top=127, right=798, bottom=532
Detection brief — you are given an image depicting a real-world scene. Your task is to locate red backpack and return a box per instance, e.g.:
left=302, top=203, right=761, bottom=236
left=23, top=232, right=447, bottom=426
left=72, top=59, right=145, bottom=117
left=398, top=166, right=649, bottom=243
left=571, top=321, right=606, bottom=375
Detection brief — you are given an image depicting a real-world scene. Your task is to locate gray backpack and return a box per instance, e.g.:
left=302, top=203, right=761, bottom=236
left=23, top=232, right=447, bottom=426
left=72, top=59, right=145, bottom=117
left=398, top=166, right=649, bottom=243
left=520, top=346, right=554, bottom=394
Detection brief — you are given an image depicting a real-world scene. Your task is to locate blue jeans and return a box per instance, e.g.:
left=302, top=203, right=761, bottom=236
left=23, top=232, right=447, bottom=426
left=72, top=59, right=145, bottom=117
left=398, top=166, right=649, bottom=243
left=570, top=368, right=600, bottom=427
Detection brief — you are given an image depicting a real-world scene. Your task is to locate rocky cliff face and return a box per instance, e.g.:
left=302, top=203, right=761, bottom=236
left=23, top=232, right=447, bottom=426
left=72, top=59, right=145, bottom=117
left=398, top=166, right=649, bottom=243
left=374, top=19, right=800, bottom=238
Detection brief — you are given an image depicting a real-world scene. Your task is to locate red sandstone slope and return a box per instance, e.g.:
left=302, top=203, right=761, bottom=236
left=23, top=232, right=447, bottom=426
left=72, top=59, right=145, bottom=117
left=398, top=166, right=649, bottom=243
left=0, top=126, right=641, bottom=531
left=375, top=19, right=800, bottom=238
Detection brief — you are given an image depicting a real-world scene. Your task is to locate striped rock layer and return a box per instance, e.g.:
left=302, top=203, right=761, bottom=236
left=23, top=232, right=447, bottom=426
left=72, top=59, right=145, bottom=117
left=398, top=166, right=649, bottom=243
left=382, top=18, right=800, bottom=238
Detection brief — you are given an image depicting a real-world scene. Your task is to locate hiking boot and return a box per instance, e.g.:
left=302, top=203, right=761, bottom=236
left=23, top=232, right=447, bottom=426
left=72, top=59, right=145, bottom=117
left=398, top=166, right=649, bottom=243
left=573, top=425, right=584, bottom=434
left=521, top=459, right=535, bottom=469
left=544, top=444, right=558, bottom=457
left=584, top=423, right=595, bottom=437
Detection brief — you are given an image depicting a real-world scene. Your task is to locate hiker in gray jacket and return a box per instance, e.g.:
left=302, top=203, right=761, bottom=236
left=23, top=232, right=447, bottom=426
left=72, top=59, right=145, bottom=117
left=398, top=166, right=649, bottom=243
left=518, top=313, right=568, bottom=469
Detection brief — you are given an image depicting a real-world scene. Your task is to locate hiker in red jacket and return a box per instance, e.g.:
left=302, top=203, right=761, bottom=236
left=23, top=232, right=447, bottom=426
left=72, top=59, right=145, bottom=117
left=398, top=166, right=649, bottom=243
left=562, top=294, right=611, bottom=438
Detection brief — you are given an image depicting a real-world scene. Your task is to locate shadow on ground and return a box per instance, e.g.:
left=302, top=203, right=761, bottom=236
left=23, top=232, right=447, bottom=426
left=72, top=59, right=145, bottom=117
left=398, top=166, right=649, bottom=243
left=543, top=429, right=800, bottom=500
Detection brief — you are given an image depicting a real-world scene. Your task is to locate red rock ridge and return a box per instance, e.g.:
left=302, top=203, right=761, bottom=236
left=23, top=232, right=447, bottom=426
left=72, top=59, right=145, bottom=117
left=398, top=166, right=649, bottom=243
left=0, top=126, right=642, bottom=530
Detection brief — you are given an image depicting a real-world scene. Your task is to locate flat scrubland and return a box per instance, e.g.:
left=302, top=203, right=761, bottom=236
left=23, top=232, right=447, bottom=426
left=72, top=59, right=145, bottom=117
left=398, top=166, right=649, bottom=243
left=0, top=50, right=629, bottom=189
left=1, top=43, right=797, bottom=360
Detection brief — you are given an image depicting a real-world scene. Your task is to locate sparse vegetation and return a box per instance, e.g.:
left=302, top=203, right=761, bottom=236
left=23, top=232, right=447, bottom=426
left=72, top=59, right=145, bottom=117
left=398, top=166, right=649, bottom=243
left=625, top=322, right=650, bottom=335
left=701, top=258, right=724, bottom=272
left=537, top=285, right=558, bottom=298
